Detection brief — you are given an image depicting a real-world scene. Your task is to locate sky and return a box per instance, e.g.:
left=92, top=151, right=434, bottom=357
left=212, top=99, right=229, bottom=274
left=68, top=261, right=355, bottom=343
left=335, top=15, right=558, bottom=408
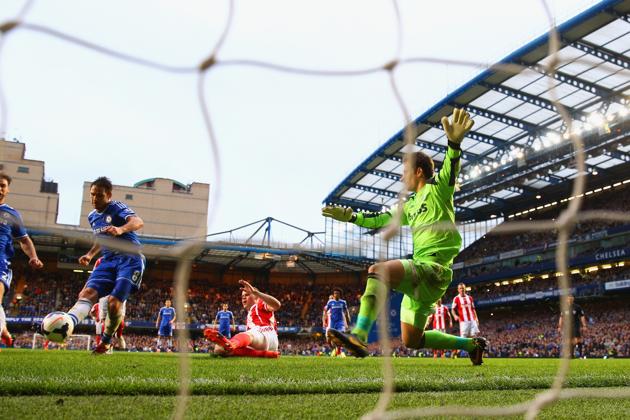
left=0, top=0, right=602, bottom=244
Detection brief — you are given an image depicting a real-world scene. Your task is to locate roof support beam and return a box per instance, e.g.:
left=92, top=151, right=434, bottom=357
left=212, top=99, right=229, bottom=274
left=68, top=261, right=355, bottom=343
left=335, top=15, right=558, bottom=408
left=602, top=149, right=630, bottom=162
left=414, top=139, right=478, bottom=161
left=536, top=173, right=565, bottom=185
left=297, top=260, right=316, bottom=278
left=606, top=11, right=630, bottom=25
left=353, top=183, right=399, bottom=199
left=226, top=252, right=249, bottom=268
left=519, top=62, right=628, bottom=103
left=514, top=184, right=539, bottom=197
left=415, top=139, right=446, bottom=154
left=477, top=81, right=587, bottom=120
left=461, top=104, right=543, bottom=134
left=261, top=260, right=278, bottom=272
left=377, top=153, right=402, bottom=163
left=477, top=195, right=509, bottom=208
left=370, top=169, right=400, bottom=182
left=571, top=39, right=630, bottom=71
left=423, top=120, right=507, bottom=146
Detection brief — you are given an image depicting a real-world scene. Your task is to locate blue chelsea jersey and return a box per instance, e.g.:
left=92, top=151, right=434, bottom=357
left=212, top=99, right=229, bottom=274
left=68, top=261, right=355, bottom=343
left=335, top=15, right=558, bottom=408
left=88, top=201, right=141, bottom=257
left=159, top=307, right=176, bottom=326
left=216, top=311, right=233, bottom=327
left=0, top=204, right=27, bottom=260
left=325, top=299, right=348, bottom=324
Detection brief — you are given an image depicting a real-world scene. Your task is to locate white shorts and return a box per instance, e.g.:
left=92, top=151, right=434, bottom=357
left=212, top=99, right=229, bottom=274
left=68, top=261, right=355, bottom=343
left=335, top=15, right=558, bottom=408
left=247, top=326, right=278, bottom=351
left=95, top=321, right=103, bottom=336
left=459, top=320, right=479, bottom=337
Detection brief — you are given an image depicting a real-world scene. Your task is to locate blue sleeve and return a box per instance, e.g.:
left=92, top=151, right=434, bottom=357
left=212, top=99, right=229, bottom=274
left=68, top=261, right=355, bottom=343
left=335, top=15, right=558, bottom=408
left=11, top=210, right=27, bottom=238
left=342, top=301, right=348, bottom=310
left=114, top=201, right=136, bottom=220
left=325, top=301, right=331, bottom=311
left=229, top=312, right=233, bottom=320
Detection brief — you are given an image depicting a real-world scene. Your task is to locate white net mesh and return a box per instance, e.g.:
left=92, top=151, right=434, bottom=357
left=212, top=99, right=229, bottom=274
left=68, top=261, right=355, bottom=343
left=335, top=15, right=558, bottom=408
left=1, top=1, right=629, bottom=419
left=31, top=332, right=91, bottom=351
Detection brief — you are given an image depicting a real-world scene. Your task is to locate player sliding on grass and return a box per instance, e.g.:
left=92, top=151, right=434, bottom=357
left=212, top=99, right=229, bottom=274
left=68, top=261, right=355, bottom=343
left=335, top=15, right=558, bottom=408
left=322, top=108, right=487, bottom=365
left=204, top=279, right=281, bottom=358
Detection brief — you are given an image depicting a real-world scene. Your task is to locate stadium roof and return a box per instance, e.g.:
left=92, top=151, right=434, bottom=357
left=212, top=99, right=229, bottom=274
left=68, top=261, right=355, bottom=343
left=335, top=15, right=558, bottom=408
left=29, top=222, right=370, bottom=275
left=323, top=0, right=630, bottom=222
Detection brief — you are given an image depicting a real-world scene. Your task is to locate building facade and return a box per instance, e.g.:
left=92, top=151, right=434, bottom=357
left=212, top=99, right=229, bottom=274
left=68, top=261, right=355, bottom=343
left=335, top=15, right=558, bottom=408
left=0, top=139, right=59, bottom=227
left=79, top=177, right=209, bottom=239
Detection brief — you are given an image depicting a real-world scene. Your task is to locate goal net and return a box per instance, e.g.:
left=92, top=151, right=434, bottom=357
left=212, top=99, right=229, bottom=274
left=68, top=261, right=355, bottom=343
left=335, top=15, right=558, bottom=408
left=2, top=1, right=630, bottom=420
left=32, top=333, right=92, bottom=351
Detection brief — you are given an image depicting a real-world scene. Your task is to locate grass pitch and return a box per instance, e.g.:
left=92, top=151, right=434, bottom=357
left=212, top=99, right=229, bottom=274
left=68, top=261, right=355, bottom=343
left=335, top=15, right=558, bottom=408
left=1, top=349, right=629, bottom=419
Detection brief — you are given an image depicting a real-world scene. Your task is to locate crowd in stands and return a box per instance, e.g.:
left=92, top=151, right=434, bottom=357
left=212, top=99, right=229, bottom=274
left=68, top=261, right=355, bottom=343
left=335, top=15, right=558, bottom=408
left=5, top=267, right=363, bottom=329
left=453, top=265, right=630, bottom=303
left=456, top=184, right=630, bottom=264
left=9, top=297, right=628, bottom=358
left=6, top=260, right=629, bottom=336
left=481, top=299, right=629, bottom=358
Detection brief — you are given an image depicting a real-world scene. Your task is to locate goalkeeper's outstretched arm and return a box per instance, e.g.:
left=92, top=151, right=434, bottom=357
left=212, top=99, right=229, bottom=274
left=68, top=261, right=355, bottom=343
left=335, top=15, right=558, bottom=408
left=321, top=205, right=399, bottom=229
left=436, top=108, right=474, bottom=191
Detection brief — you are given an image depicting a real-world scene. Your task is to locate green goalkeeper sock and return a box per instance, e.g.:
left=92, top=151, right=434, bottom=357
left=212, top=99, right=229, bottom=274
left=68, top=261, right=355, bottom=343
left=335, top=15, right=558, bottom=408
left=423, top=330, right=475, bottom=352
left=352, top=276, right=386, bottom=342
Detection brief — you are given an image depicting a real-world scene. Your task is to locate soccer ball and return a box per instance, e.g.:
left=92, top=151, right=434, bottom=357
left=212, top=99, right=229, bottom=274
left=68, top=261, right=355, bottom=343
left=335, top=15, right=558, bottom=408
left=41, top=312, right=74, bottom=343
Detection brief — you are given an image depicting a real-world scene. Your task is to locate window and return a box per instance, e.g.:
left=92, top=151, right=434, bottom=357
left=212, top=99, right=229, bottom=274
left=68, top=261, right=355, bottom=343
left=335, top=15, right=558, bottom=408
left=125, top=194, right=133, bottom=200
left=17, top=166, right=29, bottom=173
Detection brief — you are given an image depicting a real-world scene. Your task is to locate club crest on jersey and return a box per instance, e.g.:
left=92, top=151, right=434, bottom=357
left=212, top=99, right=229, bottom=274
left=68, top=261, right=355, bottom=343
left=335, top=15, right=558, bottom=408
left=105, top=215, right=112, bottom=223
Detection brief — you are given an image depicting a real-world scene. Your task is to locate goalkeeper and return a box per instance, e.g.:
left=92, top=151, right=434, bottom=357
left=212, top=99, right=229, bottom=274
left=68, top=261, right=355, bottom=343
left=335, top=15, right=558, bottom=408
left=322, top=108, right=486, bottom=365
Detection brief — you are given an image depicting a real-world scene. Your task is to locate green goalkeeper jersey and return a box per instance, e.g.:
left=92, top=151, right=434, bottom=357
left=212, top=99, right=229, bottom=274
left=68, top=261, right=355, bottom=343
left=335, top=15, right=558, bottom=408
left=350, top=144, right=462, bottom=266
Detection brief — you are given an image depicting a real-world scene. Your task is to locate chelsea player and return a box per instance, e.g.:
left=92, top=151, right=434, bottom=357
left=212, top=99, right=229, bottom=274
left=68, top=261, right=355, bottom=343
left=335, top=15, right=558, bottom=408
left=0, top=173, right=43, bottom=343
left=66, top=177, right=145, bottom=355
left=156, top=299, right=176, bottom=350
left=214, top=303, right=235, bottom=338
left=324, top=288, right=350, bottom=356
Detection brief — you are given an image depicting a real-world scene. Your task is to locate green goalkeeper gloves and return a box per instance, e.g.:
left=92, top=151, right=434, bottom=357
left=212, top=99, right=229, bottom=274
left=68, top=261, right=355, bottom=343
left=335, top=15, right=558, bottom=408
left=441, top=108, right=474, bottom=145
left=321, top=205, right=353, bottom=222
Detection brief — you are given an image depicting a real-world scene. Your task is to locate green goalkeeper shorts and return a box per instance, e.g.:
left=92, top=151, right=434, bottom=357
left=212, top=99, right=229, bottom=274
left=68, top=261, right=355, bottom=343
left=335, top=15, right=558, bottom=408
left=396, top=259, right=453, bottom=330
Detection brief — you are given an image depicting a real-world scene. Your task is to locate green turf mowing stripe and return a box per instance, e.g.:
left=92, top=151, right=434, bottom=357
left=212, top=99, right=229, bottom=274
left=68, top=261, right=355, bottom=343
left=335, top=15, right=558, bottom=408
left=1, top=349, right=628, bottom=397
left=3, top=389, right=630, bottom=419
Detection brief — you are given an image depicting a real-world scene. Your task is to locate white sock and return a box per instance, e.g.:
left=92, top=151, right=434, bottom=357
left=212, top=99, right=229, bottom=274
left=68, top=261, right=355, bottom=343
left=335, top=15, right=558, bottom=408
left=0, top=304, right=6, bottom=332
left=104, top=312, right=122, bottom=337
left=168, top=338, right=172, bottom=348
left=68, top=298, right=93, bottom=328
left=157, top=337, right=162, bottom=347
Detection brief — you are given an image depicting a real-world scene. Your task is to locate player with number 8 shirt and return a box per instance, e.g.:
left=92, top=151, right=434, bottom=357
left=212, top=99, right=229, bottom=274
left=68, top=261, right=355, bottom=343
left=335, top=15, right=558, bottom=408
left=61, top=176, right=145, bottom=354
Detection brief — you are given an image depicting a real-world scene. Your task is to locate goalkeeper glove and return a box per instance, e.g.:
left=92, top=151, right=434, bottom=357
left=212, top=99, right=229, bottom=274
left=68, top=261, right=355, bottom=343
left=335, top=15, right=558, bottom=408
left=321, top=206, right=353, bottom=222
left=441, top=108, right=474, bottom=145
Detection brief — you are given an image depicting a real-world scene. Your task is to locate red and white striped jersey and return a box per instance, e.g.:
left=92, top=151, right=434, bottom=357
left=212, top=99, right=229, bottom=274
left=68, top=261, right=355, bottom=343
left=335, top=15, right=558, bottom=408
left=432, top=305, right=450, bottom=330
left=91, top=303, right=100, bottom=321
left=247, top=299, right=276, bottom=330
left=452, top=294, right=476, bottom=322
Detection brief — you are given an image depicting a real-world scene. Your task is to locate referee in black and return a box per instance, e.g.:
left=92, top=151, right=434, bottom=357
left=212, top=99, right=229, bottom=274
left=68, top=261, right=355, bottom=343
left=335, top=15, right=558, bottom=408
left=558, top=294, right=588, bottom=358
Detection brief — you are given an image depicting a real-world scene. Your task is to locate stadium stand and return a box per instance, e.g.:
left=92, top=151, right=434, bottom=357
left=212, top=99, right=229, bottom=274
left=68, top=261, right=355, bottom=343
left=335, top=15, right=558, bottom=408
left=4, top=254, right=629, bottom=357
